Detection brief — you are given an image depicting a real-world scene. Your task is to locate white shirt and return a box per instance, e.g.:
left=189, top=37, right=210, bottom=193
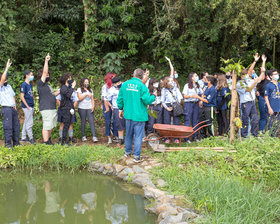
left=77, top=88, right=93, bottom=109
left=161, top=87, right=183, bottom=104
left=182, top=83, right=203, bottom=102
left=101, top=84, right=109, bottom=100
left=237, top=79, right=256, bottom=103
left=0, top=84, right=15, bottom=107
left=105, top=86, right=120, bottom=109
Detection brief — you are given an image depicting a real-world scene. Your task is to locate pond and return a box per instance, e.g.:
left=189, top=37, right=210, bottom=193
left=0, top=171, right=157, bottom=224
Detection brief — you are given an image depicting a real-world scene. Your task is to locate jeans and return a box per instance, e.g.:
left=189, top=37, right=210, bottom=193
left=125, top=120, right=145, bottom=159
left=184, top=102, right=199, bottom=139
left=78, top=108, right=96, bottom=137
left=258, top=96, right=267, bottom=131
left=241, top=102, right=259, bottom=137
left=103, top=102, right=118, bottom=137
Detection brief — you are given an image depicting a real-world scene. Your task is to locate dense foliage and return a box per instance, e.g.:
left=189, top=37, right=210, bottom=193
left=1, top=0, right=280, bottom=85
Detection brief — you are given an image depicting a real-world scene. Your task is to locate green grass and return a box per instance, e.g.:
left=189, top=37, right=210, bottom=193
left=0, top=144, right=123, bottom=170
left=150, top=136, right=280, bottom=223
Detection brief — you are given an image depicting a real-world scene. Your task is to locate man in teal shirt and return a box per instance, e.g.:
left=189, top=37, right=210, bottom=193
left=117, top=68, right=156, bottom=162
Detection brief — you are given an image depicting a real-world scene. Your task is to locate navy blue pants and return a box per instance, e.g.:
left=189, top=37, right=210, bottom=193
left=113, top=109, right=125, bottom=131
left=241, top=101, right=259, bottom=137
left=258, top=96, right=267, bottom=131
left=1, top=107, right=20, bottom=147
left=266, top=112, right=280, bottom=137
left=163, top=103, right=181, bottom=125
left=216, top=109, right=228, bottom=135
left=184, top=102, right=199, bottom=139
left=147, top=104, right=163, bottom=134
left=103, top=102, right=118, bottom=137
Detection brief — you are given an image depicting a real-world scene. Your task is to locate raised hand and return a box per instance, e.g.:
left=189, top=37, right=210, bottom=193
left=254, top=53, right=260, bottom=62
left=260, top=67, right=266, bottom=73
left=144, top=69, right=150, bottom=77
left=261, top=54, right=267, bottom=62
left=165, top=56, right=171, bottom=61
left=45, top=53, right=51, bottom=61
left=6, top=59, right=12, bottom=69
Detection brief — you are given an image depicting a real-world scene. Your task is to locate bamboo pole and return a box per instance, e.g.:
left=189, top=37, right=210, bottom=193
left=230, top=70, right=238, bottom=143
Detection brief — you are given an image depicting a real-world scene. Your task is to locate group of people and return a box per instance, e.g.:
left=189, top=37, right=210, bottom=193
left=0, top=53, right=279, bottom=161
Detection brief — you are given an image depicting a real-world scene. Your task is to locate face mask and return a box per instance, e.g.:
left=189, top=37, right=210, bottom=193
left=273, top=74, right=279, bottom=81
left=252, top=73, right=257, bottom=79
left=153, top=83, right=159, bottom=88
left=174, top=73, right=178, bottom=79
left=29, top=76, right=34, bottom=81
left=3, top=82, right=8, bottom=87
left=194, top=77, right=199, bottom=83
left=45, top=77, right=50, bottom=82
left=67, top=79, right=73, bottom=85
left=84, top=83, right=89, bottom=88
left=117, top=83, right=122, bottom=89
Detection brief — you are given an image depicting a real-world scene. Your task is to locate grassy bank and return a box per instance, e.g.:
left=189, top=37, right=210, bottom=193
left=0, top=136, right=280, bottom=223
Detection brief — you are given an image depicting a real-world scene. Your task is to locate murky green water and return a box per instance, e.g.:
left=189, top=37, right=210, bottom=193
left=0, top=171, right=156, bottom=224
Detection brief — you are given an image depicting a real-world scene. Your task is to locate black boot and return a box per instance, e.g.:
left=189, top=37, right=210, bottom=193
left=69, top=137, right=77, bottom=143
left=118, top=139, right=124, bottom=145
left=47, top=137, right=54, bottom=145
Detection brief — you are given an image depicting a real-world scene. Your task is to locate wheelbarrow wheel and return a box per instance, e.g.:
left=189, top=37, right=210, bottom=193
left=146, top=133, right=160, bottom=148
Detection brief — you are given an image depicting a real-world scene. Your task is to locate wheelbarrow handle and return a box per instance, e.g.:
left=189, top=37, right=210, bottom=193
left=192, top=120, right=210, bottom=131
left=185, top=122, right=213, bottom=138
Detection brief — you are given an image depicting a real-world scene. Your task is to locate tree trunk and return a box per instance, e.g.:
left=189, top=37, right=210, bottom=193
left=230, top=70, right=238, bottom=143
left=82, top=0, right=88, bottom=33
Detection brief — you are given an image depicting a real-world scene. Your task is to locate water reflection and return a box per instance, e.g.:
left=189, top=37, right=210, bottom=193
left=0, top=172, right=156, bottom=224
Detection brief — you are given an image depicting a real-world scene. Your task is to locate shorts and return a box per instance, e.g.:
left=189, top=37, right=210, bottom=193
left=57, top=108, right=77, bottom=123
left=41, top=109, right=58, bottom=130
left=113, top=109, right=125, bottom=131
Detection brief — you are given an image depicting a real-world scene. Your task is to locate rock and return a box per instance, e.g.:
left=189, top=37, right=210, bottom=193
left=143, top=186, right=166, bottom=199
left=132, top=175, right=155, bottom=188
left=125, top=158, right=135, bottom=166
left=144, top=165, right=152, bottom=170
left=117, top=167, right=133, bottom=179
left=114, top=164, right=125, bottom=173
left=141, top=161, right=149, bottom=166
left=178, top=164, right=184, bottom=169
left=156, top=204, right=178, bottom=215
left=102, top=170, right=107, bottom=175
left=97, top=164, right=104, bottom=173
left=182, top=210, right=199, bottom=220
left=159, top=213, right=184, bottom=224
left=133, top=165, right=147, bottom=174
left=157, top=179, right=167, bottom=187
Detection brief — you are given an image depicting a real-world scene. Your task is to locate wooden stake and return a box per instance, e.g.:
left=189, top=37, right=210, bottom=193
left=230, top=70, right=238, bottom=143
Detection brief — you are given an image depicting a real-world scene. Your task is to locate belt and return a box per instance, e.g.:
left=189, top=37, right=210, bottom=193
left=242, top=101, right=254, bottom=104
left=2, top=106, right=14, bottom=109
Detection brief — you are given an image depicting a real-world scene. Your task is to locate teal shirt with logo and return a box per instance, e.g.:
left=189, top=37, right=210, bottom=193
left=117, top=77, right=155, bottom=122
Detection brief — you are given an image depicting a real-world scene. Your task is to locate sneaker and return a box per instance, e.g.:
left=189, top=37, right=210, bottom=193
left=108, top=137, right=112, bottom=144
left=174, top=139, right=179, bottom=144
left=20, top=138, right=29, bottom=143
left=124, top=153, right=131, bottom=158
left=28, top=138, right=36, bottom=145
left=82, top=136, right=87, bottom=142
left=165, top=139, right=170, bottom=144
left=133, top=157, right=144, bottom=163
left=186, top=140, right=192, bottom=144
left=69, top=137, right=77, bottom=143
left=118, top=139, right=124, bottom=145
left=112, top=136, right=119, bottom=142
left=92, top=136, right=98, bottom=142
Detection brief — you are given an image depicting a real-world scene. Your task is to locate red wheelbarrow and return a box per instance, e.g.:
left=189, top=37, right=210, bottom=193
left=145, top=120, right=212, bottom=147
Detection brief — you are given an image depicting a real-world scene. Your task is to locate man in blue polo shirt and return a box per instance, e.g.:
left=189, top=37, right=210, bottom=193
left=20, top=70, right=35, bottom=144
left=264, top=69, right=280, bottom=137
left=237, top=69, right=261, bottom=137
left=0, top=59, right=21, bottom=148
